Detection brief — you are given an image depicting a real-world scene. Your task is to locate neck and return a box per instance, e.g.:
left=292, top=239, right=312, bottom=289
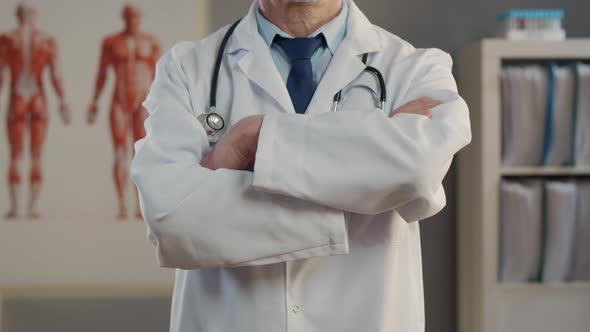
left=259, top=0, right=342, bottom=37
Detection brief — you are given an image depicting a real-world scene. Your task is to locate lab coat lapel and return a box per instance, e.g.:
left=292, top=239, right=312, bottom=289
left=227, top=2, right=296, bottom=114
left=305, top=42, right=365, bottom=115
left=225, top=0, right=381, bottom=116
left=237, top=47, right=296, bottom=114
left=306, top=0, right=382, bottom=115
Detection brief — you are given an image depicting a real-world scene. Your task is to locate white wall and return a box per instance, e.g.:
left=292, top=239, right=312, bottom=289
left=0, top=1, right=208, bottom=331
left=3, top=1, right=590, bottom=332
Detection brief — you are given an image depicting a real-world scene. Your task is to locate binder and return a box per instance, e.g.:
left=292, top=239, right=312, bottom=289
left=541, top=181, right=577, bottom=282
left=500, top=179, right=543, bottom=282
left=573, top=64, right=590, bottom=166
left=501, top=66, right=548, bottom=166
left=571, top=181, right=590, bottom=280
left=543, top=65, right=576, bottom=166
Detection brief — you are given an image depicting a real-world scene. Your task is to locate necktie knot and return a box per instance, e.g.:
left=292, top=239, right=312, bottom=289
left=273, top=35, right=325, bottom=61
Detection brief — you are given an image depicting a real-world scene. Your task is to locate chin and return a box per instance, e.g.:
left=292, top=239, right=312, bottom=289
left=268, top=0, right=324, bottom=5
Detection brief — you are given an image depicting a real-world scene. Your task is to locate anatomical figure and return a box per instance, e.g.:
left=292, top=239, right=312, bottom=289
left=88, top=4, right=160, bottom=220
left=0, top=4, right=71, bottom=220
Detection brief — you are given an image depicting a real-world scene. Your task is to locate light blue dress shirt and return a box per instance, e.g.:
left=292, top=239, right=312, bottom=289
left=255, top=1, right=349, bottom=86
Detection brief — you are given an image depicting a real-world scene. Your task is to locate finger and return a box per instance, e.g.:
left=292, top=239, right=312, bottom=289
left=412, top=97, right=443, bottom=110
left=389, top=97, right=442, bottom=117
left=390, top=108, right=433, bottom=119
left=391, top=97, right=441, bottom=116
left=390, top=104, right=434, bottom=118
left=246, top=159, right=255, bottom=172
left=407, top=108, right=433, bottom=118
left=421, top=109, right=433, bottom=118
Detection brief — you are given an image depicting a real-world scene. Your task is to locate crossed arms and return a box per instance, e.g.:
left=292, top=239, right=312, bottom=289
left=130, top=46, right=471, bottom=269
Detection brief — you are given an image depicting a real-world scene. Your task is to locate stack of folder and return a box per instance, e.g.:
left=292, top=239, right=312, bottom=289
left=499, top=63, right=590, bottom=283
left=501, top=63, right=590, bottom=167
left=541, top=181, right=577, bottom=282
left=572, top=181, right=590, bottom=280
left=500, top=180, right=543, bottom=282
left=500, top=179, right=590, bottom=282
left=575, top=64, right=590, bottom=165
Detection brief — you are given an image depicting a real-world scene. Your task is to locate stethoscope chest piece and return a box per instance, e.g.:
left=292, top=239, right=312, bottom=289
left=197, top=109, right=225, bottom=143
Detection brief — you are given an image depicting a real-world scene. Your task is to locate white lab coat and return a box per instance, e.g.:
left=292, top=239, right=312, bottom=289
left=130, top=1, right=471, bottom=331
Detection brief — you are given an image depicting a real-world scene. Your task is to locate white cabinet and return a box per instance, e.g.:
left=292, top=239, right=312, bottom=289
left=457, top=39, right=590, bottom=332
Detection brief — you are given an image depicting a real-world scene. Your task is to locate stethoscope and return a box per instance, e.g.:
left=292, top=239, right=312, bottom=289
left=198, top=19, right=387, bottom=144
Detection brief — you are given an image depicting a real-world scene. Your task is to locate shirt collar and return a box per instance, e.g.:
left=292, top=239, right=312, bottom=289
left=255, top=0, right=348, bottom=55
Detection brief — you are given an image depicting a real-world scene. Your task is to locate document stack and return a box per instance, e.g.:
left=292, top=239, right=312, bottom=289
left=541, top=181, right=577, bottom=282
left=500, top=179, right=590, bottom=283
left=501, top=63, right=590, bottom=167
left=499, top=180, right=543, bottom=282
left=499, top=63, right=590, bottom=283
left=571, top=181, right=590, bottom=280
left=574, top=64, right=590, bottom=166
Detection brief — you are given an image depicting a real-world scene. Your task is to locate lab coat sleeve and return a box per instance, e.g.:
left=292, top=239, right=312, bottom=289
left=252, top=48, right=471, bottom=220
left=130, top=46, right=348, bottom=270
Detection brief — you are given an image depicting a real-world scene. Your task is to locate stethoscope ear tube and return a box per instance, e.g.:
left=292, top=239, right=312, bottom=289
left=210, top=19, right=242, bottom=111
left=331, top=90, right=343, bottom=112
left=364, top=65, right=387, bottom=109
left=331, top=53, right=387, bottom=112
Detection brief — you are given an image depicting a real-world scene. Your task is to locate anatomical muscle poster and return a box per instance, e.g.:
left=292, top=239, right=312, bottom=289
left=0, top=0, right=208, bottom=291
left=0, top=0, right=208, bottom=222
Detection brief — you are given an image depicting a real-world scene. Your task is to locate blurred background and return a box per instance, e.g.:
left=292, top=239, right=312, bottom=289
left=1, top=0, right=590, bottom=332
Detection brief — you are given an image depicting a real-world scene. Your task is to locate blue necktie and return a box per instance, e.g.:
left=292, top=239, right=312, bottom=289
left=274, top=35, right=325, bottom=114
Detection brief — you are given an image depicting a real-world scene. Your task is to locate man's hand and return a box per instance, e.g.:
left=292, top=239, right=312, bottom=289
left=389, top=97, right=442, bottom=118
left=200, top=114, right=264, bottom=171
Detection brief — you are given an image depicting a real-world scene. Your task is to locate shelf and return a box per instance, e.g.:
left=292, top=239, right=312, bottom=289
left=499, top=282, right=590, bottom=290
left=0, top=283, right=174, bottom=299
left=501, top=166, right=590, bottom=177
left=481, top=38, right=590, bottom=60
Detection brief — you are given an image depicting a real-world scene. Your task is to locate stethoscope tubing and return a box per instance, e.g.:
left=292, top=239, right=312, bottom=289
left=206, top=18, right=387, bottom=141
left=210, top=18, right=242, bottom=112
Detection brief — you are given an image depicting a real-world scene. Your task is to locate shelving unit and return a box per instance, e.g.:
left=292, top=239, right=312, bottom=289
left=501, top=167, right=590, bottom=177
left=457, top=39, right=590, bottom=332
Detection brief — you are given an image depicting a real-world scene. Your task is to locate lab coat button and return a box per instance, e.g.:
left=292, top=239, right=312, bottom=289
left=292, top=305, right=300, bottom=313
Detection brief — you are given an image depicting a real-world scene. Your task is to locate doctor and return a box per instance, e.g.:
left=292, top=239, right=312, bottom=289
left=131, top=0, right=471, bottom=331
